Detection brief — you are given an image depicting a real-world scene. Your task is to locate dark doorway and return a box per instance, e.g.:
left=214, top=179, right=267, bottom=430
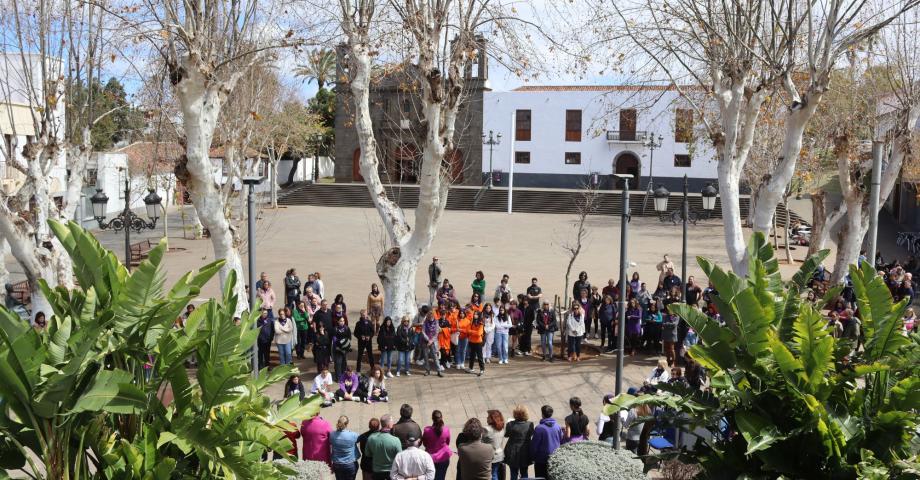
left=395, top=144, right=419, bottom=183
left=614, top=152, right=640, bottom=189
left=352, top=149, right=364, bottom=182
left=445, top=149, right=464, bottom=183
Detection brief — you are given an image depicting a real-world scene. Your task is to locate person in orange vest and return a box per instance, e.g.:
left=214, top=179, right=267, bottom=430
left=456, top=306, right=473, bottom=368
left=447, top=302, right=461, bottom=368
left=437, top=312, right=452, bottom=370
left=466, top=311, right=486, bottom=376
left=470, top=293, right=484, bottom=314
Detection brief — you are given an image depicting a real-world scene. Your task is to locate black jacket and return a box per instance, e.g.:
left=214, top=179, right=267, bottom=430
left=354, top=318, right=375, bottom=343
left=257, top=317, right=274, bottom=344
left=378, top=325, right=397, bottom=351
left=333, top=326, right=352, bottom=354
left=395, top=325, right=414, bottom=352
left=534, top=309, right=558, bottom=334
left=313, top=308, right=333, bottom=333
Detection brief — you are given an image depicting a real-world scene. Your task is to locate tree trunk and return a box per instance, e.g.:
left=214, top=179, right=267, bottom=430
left=376, top=248, right=420, bottom=319
left=270, top=160, right=279, bottom=208
left=751, top=94, right=821, bottom=234
left=807, top=192, right=845, bottom=257
left=718, top=159, right=748, bottom=274
left=830, top=200, right=863, bottom=284
left=784, top=197, right=792, bottom=264
left=175, top=65, right=248, bottom=313
left=0, top=239, right=9, bottom=305
left=283, top=158, right=300, bottom=187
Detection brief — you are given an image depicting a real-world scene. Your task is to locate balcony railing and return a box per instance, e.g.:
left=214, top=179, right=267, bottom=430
left=606, top=130, right=648, bottom=143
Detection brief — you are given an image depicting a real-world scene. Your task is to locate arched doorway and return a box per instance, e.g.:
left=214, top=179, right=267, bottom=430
left=613, top=152, right=640, bottom=189
left=444, top=149, right=464, bottom=183
left=352, top=148, right=364, bottom=181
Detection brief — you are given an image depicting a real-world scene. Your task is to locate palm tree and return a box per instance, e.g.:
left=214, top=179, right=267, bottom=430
left=295, top=48, right=336, bottom=90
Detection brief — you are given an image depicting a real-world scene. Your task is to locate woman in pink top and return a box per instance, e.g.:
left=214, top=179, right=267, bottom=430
left=300, top=414, right=333, bottom=465
left=422, top=410, right=452, bottom=480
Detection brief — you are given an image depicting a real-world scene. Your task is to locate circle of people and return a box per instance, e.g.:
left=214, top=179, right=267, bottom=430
left=249, top=254, right=717, bottom=407
left=280, top=398, right=639, bottom=480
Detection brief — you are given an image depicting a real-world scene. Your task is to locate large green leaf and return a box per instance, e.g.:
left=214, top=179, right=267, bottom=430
left=792, top=305, right=834, bottom=393
left=113, top=239, right=168, bottom=332
left=850, top=264, right=910, bottom=363
left=790, top=249, right=831, bottom=290
left=71, top=368, right=147, bottom=414
left=733, top=287, right=774, bottom=357
left=735, top=410, right=786, bottom=455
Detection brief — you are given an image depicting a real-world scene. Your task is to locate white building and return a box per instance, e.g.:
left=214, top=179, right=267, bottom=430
left=0, top=53, right=67, bottom=197
left=481, top=85, right=717, bottom=191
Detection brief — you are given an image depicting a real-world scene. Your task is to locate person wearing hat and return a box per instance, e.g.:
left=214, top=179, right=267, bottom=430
left=390, top=432, right=435, bottom=480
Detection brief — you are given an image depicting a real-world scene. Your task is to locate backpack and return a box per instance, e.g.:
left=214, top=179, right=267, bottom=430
left=334, top=334, right=352, bottom=354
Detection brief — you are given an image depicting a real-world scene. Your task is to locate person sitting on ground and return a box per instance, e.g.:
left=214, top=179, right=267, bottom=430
left=367, top=366, right=389, bottom=403
left=311, top=365, right=335, bottom=406
left=646, top=359, right=671, bottom=386
left=284, top=374, right=306, bottom=400
left=335, top=366, right=366, bottom=402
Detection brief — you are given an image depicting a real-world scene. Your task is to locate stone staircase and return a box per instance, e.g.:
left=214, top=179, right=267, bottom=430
left=278, top=182, right=806, bottom=226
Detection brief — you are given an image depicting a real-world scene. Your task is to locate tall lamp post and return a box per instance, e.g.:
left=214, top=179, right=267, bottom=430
left=612, top=173, right=632, bottom=450
left=242, top=175, right=264, bottom=377
left=641, top=133, right=664, bottom=212
left=481, top=130, right=502, bottom=188
left=652, top=178, right=718, bottom=300
left=90, top=168, right=162, bottom=270
left=311, top=134, right=323, bottom=183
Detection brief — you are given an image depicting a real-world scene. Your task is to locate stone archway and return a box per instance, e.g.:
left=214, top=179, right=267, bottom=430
left=352, top=148, right=364, bottom=182
left=613, top=151, right=640, bottom=188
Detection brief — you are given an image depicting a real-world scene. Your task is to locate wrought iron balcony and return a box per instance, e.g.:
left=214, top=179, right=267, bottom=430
left=606, top=130, right=648, bottom=143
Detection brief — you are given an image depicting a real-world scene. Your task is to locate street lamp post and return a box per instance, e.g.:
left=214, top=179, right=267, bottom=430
left=641, top=133, right=664, bottom=212
left=481, top=130, right=502, bottom=188
left=652, top=178, right=718, bottom=301
left=90, top=168, right=162, bottom=270
left=311, top=134, right=323, bottom=183
left=612, top=173, right=632, bottom=450
left=242, top=175, right=264, bottom=377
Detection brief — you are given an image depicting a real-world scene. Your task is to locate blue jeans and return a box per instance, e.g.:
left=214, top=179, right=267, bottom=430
left=541, top=332, right=554, bottom=358
left=495, top=331, right=509, bottom=362
left=509, top=465, right=529, bottom=480
left=491, top=462, right=503, bottom=480
left=381, top=350, right=394, bottom=371
left=434, top=461, right=449, bottom=480
left=397, top=350, right=411, bottom=373
left=276, top=342, right=292, bottom=365
left=567, top=334, right=582, bottom=355
left=457, top=338, right=469, bottom=365
left=332, top=461, right=357, bottom=480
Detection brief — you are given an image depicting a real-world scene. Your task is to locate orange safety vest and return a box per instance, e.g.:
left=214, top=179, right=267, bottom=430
left=438, top=327, right=451, bottom=350
left=458, top=313, right=472, bottom=340
left=470, top=303, right=484, bottom=314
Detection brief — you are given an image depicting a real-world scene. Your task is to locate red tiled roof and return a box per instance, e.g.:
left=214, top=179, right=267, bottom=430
left=115, top=141, right=183, bottom=174
left=208, top=145, right=266, bottom=160
left=511, top=85, right=688, bottom=92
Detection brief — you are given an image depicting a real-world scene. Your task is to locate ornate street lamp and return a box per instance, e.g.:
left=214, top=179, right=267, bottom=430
left=701, top=183, right=718, bottom=211
left=90, top=168, right=162, bottom=269
left=481, top=130, right=502, bottom=187
left=652, top=184, right=670, bottom=214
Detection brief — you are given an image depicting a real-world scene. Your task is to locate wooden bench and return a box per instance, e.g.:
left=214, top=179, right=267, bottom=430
left=130, top=239, right=155, bottom=266
left=9, top=280, right=31, bottom=307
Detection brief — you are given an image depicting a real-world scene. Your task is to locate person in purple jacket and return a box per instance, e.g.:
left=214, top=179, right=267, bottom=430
left=421, top=307, right=444, bottom=377
left=530, top=405, right=563, bottom=479
left=334, top=366, right=366, bottom=402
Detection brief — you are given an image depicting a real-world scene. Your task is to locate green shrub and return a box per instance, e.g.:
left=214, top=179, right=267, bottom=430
left=272, top=459, right=333, bottom=480
left=547, top=441, right=647, bottom=480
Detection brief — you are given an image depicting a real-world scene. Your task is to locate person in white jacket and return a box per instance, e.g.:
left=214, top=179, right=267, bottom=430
left=494, top=305, right=514, bottom=364
left=565, top=303, right=587, bottom=362
left=483, top=306, right=496, bottom=363
left=274, top=308, right=295, bottom=365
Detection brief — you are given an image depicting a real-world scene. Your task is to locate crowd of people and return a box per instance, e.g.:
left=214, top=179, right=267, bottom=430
left=281, top=397, right=636, bottom=480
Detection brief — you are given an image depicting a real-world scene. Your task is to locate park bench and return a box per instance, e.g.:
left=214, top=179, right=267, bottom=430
left=130, top=239, right=155, bottom=266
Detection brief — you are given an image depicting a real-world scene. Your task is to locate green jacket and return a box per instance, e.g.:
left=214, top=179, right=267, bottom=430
left=367, top=431, right=402, bottom=473
left=292, top=308, right=311, bottom=331
left=471, top=279, right=486, bottom=296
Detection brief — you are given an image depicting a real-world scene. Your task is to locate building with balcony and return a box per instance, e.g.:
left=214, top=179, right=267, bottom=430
left=480, top=85, right=718, bottom=191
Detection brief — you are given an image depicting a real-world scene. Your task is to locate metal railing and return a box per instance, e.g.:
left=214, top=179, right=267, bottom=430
left=606, top=130, right=648, bottom=142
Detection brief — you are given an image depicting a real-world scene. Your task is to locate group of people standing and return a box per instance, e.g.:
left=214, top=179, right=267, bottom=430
left=288, top=397, right=609, bottom=480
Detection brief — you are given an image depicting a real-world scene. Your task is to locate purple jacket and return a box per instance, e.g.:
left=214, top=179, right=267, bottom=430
left=423, top=317, right=439, bottom=342
left=339, top=372, right=359, bottom=394
left=530, top=417, right=563, bottom=463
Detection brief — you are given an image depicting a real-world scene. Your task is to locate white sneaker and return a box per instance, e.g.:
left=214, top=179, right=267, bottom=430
left=396, top=372, right=401, bottom=377
left=386, top=372, right=394, bottom=378
left=485, top=358, right=491, bottom=363
left=405, top=371, right=412, bottom=376
left=416, top=360, right=424, bottom=366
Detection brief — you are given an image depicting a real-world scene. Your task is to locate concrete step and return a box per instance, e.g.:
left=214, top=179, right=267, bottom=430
left=278, top=182, right=806, bottom=227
